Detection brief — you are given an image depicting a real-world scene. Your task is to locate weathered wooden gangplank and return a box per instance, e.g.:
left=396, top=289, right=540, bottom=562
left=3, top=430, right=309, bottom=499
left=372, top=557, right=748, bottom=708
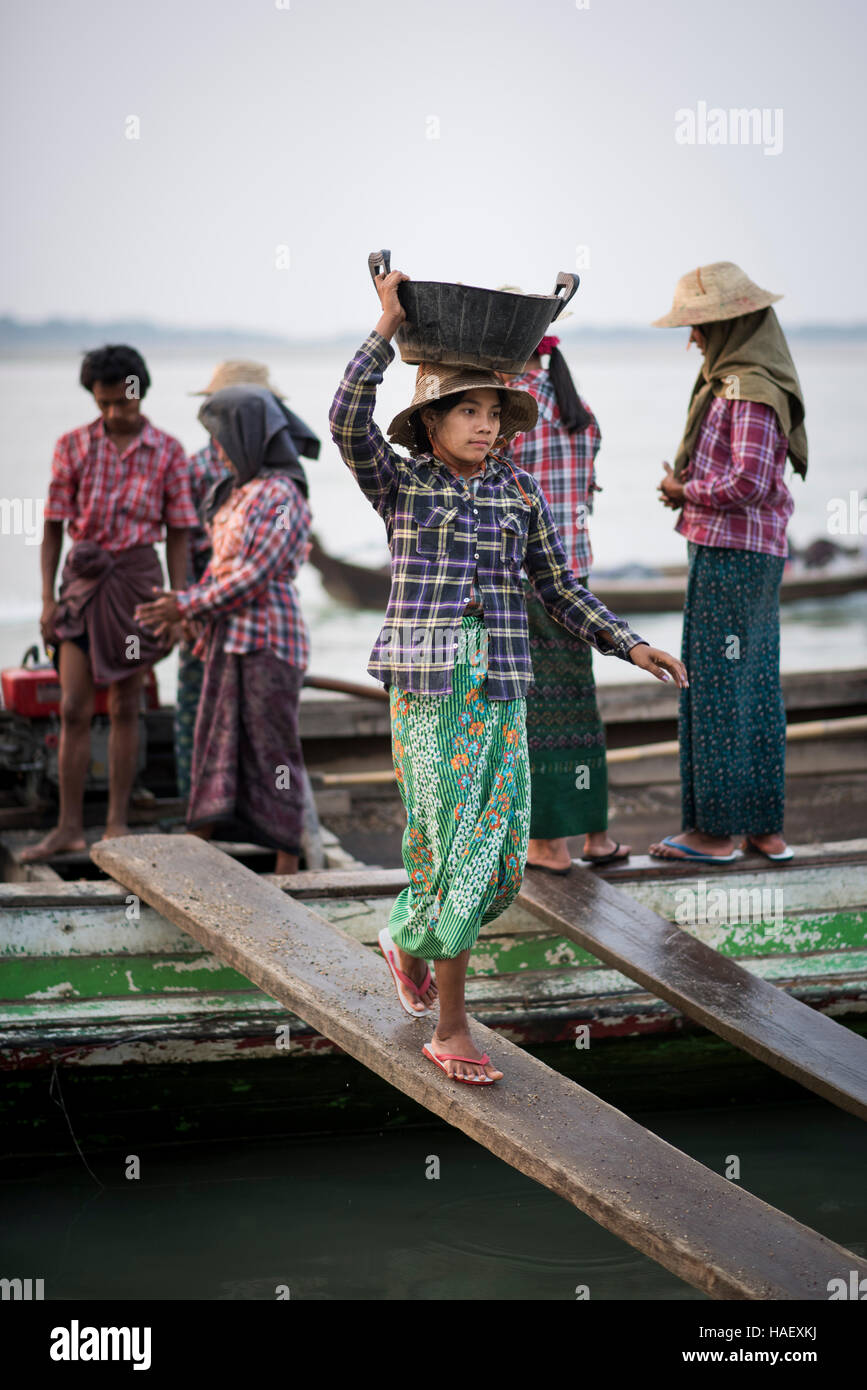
left=520, top=865, right=867, bottom=1122
left=90, top=832, right=866, bottom=1300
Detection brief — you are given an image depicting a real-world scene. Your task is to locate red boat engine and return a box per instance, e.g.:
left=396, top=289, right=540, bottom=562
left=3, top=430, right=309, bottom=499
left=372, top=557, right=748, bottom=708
left=0, top=646, right=158, bottom=806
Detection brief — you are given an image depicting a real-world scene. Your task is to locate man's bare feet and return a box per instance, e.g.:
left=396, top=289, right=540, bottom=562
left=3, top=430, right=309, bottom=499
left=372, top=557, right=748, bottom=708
left=427, top=1028, right=502, bottom=1082
left=648, top=830, right=736, bottom=859
left=396, top=946, right=438, bottom=1011
left=99, top=823, right=132, bottom=841
left=19, top=827, right=87, bottom=863
left=583, top=832, right=631, bottom=861
left=526, top=836, right=572, bottom=871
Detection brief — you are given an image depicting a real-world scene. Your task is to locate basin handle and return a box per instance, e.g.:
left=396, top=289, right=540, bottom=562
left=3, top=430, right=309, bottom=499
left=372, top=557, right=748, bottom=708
left=368, top=249, right=392, bottom=289
left=551, top=272, right=579, bottom=319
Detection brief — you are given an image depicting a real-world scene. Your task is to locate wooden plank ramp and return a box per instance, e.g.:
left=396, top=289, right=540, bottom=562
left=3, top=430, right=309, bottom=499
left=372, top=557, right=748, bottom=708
left=90, top=832, right=866, bottom=1301
left=519, top=865, right=867, bottom=1121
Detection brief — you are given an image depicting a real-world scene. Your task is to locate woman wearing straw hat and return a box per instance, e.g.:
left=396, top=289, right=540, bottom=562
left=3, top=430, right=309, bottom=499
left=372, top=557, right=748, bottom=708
left=500, top=327, right=628, bottom=873
left=329, top=268, right=687, bottom=1085
left=649, top=262, right=807, bottom=864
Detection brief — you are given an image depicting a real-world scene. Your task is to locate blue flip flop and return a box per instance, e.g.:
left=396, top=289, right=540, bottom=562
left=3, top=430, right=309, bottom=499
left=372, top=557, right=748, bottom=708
left=743, top=837, right=795, bottom=862
left=649, top=836, right=741, bottom=864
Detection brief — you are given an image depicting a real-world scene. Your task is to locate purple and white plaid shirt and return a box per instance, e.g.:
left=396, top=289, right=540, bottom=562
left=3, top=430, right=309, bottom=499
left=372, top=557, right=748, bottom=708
left=676, top=397, right=793, bottom=557
left=504, top=366, right=600, bottom=575
left=329, top=330, right=647, bottom=699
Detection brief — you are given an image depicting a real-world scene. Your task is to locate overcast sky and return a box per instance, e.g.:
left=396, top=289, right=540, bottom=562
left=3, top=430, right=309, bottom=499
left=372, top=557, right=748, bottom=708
left=3, top=0, right=865, bottom=338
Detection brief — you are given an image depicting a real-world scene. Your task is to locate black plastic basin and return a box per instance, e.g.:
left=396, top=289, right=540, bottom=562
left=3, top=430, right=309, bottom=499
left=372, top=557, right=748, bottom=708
left=368, top=250, right=578, bottom=372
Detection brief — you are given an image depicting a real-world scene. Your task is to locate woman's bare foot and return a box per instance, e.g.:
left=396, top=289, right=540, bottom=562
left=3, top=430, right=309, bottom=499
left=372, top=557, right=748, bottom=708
left=19, top=827, right=87, bottom=863
left=648, top=830, right=736, bottom=859
left=742, top=833, right=789, bottom=856
left=526, top=836, right=572, bottom=871
left=583, top=832, right=631, bottom=860
left=99, top=823, right=132, bottom=841
left=396, top=945, right=438, bottom=1010
left=428, top=1027, right=502, bottom=1082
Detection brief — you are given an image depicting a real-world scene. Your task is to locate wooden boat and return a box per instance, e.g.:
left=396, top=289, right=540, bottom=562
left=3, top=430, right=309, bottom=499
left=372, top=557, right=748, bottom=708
left=0, top=643, right=864, bottom=1147
left=75, top=832, right=867, bottom=1299
left=306, top=532, right=867, bottom=614
left=2, top=665, right=863, bottom=833
left=2, top=841, right=864, bottom=1101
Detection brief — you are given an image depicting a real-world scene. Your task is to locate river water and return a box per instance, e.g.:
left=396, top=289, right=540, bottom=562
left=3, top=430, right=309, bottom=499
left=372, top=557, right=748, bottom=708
left=2, top=1097, right=865, bottom=1300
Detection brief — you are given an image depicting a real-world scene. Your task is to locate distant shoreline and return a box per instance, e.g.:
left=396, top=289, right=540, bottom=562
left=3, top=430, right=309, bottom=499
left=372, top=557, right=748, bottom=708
left=1, top=315, right=866, bottom=358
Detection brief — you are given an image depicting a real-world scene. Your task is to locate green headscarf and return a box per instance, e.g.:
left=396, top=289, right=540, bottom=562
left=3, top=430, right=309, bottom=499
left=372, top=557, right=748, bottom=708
left=673, top=307, right=807, bottom=480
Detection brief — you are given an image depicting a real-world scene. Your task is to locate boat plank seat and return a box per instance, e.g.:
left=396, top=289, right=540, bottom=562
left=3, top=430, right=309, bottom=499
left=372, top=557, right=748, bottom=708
left=90, top=832, right=867, bottom=1300
left=519, top=866, right=867, bottom=1121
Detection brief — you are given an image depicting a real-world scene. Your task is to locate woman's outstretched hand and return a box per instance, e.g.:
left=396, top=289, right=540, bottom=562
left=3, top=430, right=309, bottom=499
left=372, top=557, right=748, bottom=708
left=135, top=588, right=182, bottom=639
left=374, top=269, right=409, bottom=340
left=629, top=643, right=689, bottom=687
left=658, top=461, right=686, bottom=509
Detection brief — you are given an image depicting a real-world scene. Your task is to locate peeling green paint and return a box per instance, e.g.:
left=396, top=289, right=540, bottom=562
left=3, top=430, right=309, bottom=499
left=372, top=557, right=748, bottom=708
left=2, top=908, right=866, bottom=1006
left=2, top=868, right=865, bottom=1067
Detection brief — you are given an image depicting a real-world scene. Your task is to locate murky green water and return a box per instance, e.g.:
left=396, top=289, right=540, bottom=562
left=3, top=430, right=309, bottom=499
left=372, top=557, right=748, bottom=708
left=2, top=1099, right=865, bottom=1300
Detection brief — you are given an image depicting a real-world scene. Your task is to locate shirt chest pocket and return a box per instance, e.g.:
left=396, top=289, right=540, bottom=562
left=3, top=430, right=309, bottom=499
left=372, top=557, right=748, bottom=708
left=499, top=507, right=530, bottom=566
left=415, top=504, right=458, bottom=558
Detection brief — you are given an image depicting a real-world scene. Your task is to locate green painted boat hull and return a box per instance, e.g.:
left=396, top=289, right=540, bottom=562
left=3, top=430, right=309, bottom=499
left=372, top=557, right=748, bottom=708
left=1, top=860, right=865, bottom=1067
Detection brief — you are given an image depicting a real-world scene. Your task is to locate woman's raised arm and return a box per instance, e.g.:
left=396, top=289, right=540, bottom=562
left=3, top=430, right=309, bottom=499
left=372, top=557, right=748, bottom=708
left=328, top=270, right=410, bottom=517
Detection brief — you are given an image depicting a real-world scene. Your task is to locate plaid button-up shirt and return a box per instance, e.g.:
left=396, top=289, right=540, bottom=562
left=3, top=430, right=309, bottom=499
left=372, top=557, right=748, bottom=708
left=45, top=416, right=198, bottom=549
left=504, top=366, right=600, bottom=575
left=176, top=475, right=311, bottom=669
left=676, top=398, right=793, bottom=557
left=329, top=330, right=646, bottom=699
left=185, top=439, right=232, bottom=582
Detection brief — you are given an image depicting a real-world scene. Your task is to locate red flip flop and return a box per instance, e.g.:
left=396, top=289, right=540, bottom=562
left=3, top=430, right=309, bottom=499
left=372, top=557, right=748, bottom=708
left=422, top=1041, right=497, bottom=1085
left=378, top=927, right=434, bottom=1017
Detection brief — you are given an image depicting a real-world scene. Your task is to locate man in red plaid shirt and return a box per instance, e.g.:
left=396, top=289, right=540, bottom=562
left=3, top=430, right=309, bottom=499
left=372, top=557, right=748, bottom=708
left=22, top=345, right=197, bottom=863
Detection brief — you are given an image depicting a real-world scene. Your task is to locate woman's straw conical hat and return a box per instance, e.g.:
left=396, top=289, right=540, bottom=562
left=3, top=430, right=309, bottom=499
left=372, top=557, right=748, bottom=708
left=190, top=359, right=285, bottom=397
left=653, top=262, right=783, bottom=328
left=388, top=361, right=538, bottom=450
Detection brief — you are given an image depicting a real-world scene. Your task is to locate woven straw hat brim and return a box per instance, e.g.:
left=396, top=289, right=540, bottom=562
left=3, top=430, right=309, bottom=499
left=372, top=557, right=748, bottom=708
left=190, top=386, right=286, bottom=398
left=653, top=288, right=782, bottom=328
left=652, top=263, right=784, bottom=329
left=388, top=369, right=538, bottom=449
left=188, top=360, right=285, bottom=397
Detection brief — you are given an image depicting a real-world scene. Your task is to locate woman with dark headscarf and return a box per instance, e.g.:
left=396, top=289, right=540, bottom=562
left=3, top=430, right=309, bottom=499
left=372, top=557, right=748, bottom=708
left=136, top=385, right=315, bottom=874
left=649, top=262, right=807, bottom=864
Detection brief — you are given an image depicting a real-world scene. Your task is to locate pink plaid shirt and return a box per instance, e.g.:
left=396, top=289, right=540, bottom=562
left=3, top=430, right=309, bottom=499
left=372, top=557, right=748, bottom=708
left=504, top=366, right=600, bottom=575
left=676, top=398, right=793, bottom=557
left=176, top=474, right=311, bottom=669
left=45, top=416, right=198, bottom=549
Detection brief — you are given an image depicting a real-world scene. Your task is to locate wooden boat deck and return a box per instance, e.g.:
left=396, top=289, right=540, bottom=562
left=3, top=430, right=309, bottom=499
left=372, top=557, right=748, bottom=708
left=0, top=822, right=360, bottom=885
left=85, top=831, right=867, bottom=1301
